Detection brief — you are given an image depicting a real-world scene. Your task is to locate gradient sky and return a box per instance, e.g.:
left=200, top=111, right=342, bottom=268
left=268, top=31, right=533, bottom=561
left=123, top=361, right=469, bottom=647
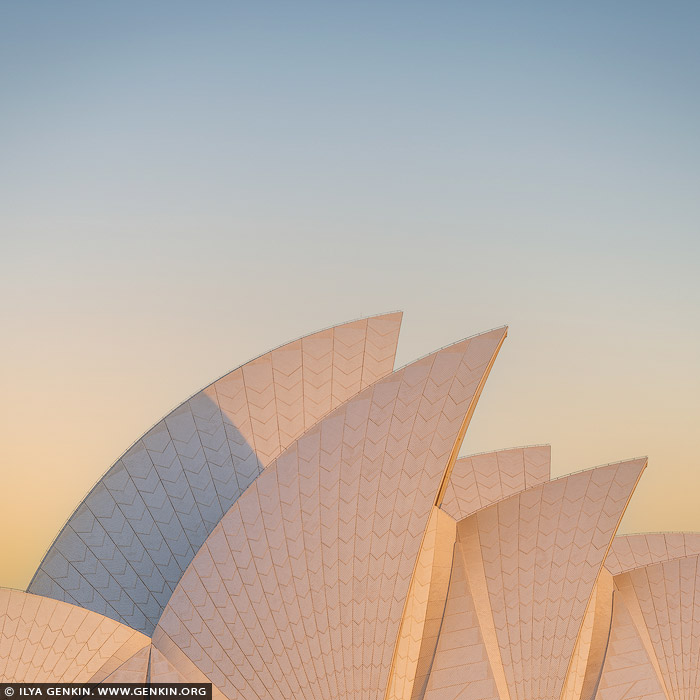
left=1, top=1, right=699, bottom=590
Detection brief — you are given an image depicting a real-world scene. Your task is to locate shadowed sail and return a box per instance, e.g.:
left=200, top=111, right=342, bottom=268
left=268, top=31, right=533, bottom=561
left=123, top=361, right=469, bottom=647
left=29, top=314, right=403, bottom=634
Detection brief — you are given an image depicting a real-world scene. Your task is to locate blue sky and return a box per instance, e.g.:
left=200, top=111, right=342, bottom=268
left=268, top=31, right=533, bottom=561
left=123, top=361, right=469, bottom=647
left=1, top=1, right=699, bottom=587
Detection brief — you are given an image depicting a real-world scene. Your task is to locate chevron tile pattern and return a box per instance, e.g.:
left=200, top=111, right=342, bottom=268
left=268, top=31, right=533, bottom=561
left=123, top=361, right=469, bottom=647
left=605, top=533, right=700, bottom=576
left=385, top=506, right=457, bottom=700
left=562, top=583, right=602, bottom=700
left=97, top=645, right=150, bottom=682
left=440, top=445, right=551, bottom=522
left=28, top=314, right=402, bottom=634
left=422, top=460, right=645, bottom=700
left=602, top=555, right=700, bottom=700
left=14, top=315, right=700, bottom=699
left=421, top=527, right=501, bottom=700
left=561, top=568, right=614, bottom=700
left=149, top=646, right=191, bottom=683
left=594, top=588, right=667, bottom=700
left=152, top=328, right=507, bottom=700
left=0, top=589, right=149, bottom=683
left=149, top=629, right=227, bottom=700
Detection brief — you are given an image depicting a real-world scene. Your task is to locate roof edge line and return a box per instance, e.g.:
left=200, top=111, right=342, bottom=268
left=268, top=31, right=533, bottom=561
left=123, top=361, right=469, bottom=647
left=609, top=549, right=700, bottom=576
left=615, top=530, right=700, bottom=537
left=449, top=456, right=649, bottom=521
left=559, top=458, right=647, bottom=700
left=393, top=324, right=508, bottom=373
left=458, top=444, right=551, bottom=460
left=27, top=311, right=404, bottom=592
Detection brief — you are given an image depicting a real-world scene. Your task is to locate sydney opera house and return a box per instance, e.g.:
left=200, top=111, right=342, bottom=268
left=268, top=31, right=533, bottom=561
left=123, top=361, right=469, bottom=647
left=3, top=312, right=700, bottom=699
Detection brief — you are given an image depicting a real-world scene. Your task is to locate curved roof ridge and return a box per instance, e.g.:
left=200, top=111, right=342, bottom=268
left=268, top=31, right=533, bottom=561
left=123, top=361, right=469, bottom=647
left=392, top=324, right=507, bottom=372
left=451, top=456, right=648, bottom=521
left=620, top=549, right=700, bottom=568
left=605, top=531, right=700, bottom=576
left=195, top=309, right=403, bottom=396
left=65, top=310, right=406, bottom=508
left=441, top=444, right=552, bottom=521
left=615, top=530, right=700, bottom=537
left=458, top=443, right=551, bottom=459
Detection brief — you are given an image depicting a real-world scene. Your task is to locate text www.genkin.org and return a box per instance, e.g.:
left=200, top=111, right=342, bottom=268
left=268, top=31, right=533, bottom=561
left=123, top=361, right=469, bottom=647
left=1, top=685, right=212, bottom=699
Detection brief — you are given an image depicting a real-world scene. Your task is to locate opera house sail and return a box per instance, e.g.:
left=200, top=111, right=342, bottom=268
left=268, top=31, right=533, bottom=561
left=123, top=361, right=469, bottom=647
left=1, top=312, right=696, bottom=699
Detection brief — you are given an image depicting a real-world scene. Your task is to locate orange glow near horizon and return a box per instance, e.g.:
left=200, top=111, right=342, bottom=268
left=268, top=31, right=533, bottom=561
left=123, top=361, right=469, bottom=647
left=1, top=308, right=698, bottom=590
